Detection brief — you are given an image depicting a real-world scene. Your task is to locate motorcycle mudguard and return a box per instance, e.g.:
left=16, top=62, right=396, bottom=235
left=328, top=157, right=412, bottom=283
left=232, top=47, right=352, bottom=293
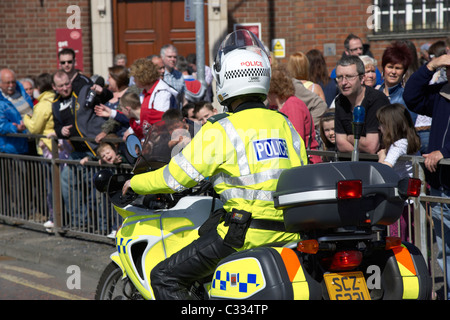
left=381, top=242, right=431, bottom=300
left=209, top=247, right=321, bottom=300
left=110, top=252, right=127, bottom=279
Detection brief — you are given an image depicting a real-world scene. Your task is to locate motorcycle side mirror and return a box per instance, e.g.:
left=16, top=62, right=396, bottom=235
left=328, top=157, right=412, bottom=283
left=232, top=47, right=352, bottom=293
left=93, top=169, right=114, bottom=193
left=126, top=134, right=142, bottom=159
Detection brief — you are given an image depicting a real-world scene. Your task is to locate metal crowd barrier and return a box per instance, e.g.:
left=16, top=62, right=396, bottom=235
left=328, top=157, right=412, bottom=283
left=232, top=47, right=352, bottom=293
left=1, top=133, right=449, bottom=299
left=0, top=134, right=132, bottom=242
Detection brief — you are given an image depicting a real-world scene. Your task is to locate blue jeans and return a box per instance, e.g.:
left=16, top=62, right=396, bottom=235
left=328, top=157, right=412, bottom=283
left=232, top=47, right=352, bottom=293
left=60, top=151, right=94, bottom=228
left=418, top=129, right=430, bottom=155
left=430, top=186, right=450, bottom=298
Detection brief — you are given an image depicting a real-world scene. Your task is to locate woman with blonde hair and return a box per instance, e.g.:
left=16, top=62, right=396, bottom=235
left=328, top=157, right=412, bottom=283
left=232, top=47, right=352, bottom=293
left=306, top=49, right=338, bottom=107
left=287, top=51, right=326, bottom=102
left=268, top=65, right=322, bottom=164
left=130, top=58, right=178, bottom=127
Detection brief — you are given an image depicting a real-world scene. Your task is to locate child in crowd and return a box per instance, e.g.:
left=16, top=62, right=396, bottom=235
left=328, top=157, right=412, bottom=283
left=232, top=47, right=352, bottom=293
left=77, top=134, right=127, bottom=238
left=97, top=140, right=125, bottom=165
left=80, top=134, right=127, bottom=165
left=98, top=136, right=128, bottom=238
left=376, top=103, right=421, bottom=241
left=118, top=91, right=145, bottom=141
left=318, top=110, right=337, bottom=162
left=193, top=101, right=218, bottom=125
left=377, top=103, right=421, bottom=178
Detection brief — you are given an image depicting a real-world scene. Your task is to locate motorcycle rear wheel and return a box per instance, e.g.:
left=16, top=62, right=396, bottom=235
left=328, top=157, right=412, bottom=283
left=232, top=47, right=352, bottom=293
left=95, top=262, right=143, bottom=300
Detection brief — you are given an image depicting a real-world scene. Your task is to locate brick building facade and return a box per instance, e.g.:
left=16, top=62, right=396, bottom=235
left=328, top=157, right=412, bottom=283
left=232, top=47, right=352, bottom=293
left=0, top=0, right=92, bottom=78
left=0, top=0, right=447, bottom=80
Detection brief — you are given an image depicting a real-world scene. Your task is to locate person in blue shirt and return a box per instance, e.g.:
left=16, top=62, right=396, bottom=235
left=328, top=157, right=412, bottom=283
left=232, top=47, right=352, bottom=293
left=377, top=41, right=417, bottom=124
left=0, top=68, right=33, bottom=117
left=0, top=91, right=28, bottom=154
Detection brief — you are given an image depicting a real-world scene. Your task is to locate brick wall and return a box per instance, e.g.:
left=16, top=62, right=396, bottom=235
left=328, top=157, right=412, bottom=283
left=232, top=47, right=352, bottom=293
left=0, top=0, right=445, bottom=82
left=0, top=0, right=92, bottom=80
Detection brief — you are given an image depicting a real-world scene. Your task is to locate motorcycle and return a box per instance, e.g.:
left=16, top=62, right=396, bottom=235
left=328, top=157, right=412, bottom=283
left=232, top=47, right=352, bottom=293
left=95, top=109, right=431, bottom=300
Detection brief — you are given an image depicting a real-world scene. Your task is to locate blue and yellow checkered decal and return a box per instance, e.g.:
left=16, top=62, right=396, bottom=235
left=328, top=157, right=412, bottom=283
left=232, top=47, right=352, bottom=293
left=116, top=237, right=132, bottom=254
left=212, top=270, right=259, bottom=293
left=209, top=257, right=266, bottom=299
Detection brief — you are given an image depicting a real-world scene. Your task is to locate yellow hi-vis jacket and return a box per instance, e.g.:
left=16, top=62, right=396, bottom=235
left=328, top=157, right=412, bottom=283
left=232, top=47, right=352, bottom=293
left=130, top=103, right=308, bottom=250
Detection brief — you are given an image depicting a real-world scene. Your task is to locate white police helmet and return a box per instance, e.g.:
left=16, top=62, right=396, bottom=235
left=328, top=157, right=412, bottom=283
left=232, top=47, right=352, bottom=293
left=213, top=29, right=271, bottom=107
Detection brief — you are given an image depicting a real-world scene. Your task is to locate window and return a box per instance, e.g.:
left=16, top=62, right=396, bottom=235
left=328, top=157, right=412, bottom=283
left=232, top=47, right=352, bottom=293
left=372, top=0, right=450, bottom=33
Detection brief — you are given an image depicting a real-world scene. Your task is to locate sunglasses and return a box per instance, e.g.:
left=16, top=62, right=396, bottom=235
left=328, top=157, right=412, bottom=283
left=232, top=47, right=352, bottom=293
left=60, top=60, right=73, bottom=65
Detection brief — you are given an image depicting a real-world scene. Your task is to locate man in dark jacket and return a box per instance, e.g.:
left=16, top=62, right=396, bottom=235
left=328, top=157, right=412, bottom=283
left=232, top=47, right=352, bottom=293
left=403, top=52, right=450, bottom=299
left=52, top=70, right=112, bottom=156
left=52, top=70, right=113, bottom=229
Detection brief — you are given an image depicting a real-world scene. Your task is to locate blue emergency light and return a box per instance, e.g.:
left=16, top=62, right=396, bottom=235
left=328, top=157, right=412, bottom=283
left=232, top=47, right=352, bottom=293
left=353, top=105, right=365, bottom=124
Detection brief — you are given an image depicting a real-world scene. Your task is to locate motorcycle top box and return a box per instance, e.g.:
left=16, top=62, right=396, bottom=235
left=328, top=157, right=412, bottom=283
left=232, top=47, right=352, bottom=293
left=273, top=162, right=405, bottom=232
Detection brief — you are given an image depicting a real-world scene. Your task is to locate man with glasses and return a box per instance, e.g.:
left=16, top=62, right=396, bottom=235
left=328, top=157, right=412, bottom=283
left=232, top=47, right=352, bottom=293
left=0, top=72, right=28, bottom=154
left=0, top=68, right=36, bottom=155
left=334, top=55, right=389, bottom=155
left=330, top=34, right=383, bottom=86
left=0, top=68, right=34, bottom=118
left=58, top=48, right=92, bottom=95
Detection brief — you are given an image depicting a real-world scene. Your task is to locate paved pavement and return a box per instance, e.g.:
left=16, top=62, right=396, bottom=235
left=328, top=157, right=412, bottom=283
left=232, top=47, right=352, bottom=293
left=0, top=222, right=446, bottom=300
left=0, top=223, right=115, bottom=279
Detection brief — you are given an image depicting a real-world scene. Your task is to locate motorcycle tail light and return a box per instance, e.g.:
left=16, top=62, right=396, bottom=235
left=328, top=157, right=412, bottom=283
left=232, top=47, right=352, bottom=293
left=406, top=178, right=421, bottom=197
left=297, top=239, right=319, bottom=254
left=326, top=250, right=363, bottom=272
left=337, top=180, right=362, bottom=200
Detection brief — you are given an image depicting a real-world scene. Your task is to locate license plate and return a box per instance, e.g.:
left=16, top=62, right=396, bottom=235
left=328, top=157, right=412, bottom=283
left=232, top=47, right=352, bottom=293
left=324, top=271, right=371, bottom=300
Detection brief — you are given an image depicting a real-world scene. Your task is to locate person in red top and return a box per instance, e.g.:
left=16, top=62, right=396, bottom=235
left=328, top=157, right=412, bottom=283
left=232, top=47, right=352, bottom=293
left=129, top=58, right=178, bottom=138
left=268, top=65, right=322, bottom=164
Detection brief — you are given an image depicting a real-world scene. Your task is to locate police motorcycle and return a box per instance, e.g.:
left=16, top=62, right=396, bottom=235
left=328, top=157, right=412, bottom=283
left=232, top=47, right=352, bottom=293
left=95, top=29, right=431, bottom=300
left=208, top=106, right=431, bottom=300
left=95, top=114, right=431, bottom=300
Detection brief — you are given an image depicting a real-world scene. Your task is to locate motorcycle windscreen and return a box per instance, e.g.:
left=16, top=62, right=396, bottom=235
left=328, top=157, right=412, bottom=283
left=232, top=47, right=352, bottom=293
left=132, top=120, right=172, bottom=174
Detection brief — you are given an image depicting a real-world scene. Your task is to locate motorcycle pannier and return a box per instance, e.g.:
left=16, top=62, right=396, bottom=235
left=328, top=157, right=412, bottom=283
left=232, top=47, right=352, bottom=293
left=209, top=247, right=321, bottom=300
left=273, top=162, right=405, bottom=232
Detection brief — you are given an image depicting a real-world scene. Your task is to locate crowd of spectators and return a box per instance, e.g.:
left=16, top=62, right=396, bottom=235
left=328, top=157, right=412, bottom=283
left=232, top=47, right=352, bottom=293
left=1, top=36, right=450, bottom=295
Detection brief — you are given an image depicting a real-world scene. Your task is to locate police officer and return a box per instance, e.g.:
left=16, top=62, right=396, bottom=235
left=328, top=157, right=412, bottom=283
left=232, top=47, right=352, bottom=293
left=122, top=30, right=308, bottom=299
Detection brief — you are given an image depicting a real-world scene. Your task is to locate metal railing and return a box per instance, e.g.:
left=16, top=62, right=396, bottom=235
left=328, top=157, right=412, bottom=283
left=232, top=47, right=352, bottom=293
left=0, top=133, right=132, bottom=242
left=1, top=133, right=450, bottom=299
